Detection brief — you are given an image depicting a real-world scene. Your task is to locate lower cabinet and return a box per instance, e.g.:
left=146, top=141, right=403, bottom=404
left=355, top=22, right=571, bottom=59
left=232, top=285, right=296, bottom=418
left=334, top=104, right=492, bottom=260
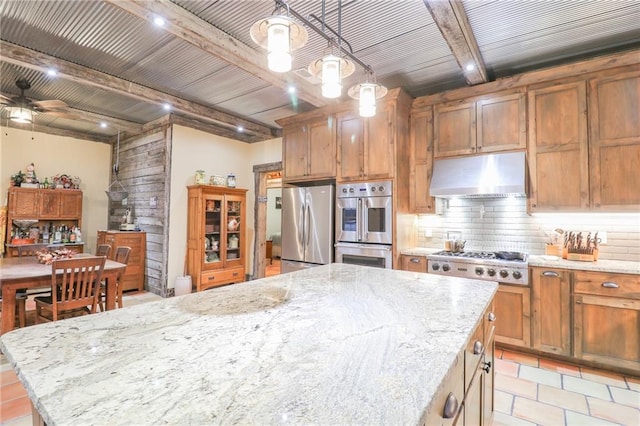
left=400, top=254, right=428, bottom=273
left=573, top=271, right=640, bottom=371
left=531, top=267, right=571, bottom=356
left=97, top=230, right=146, bottom=292
left=494, top=284, right=530, bottom=347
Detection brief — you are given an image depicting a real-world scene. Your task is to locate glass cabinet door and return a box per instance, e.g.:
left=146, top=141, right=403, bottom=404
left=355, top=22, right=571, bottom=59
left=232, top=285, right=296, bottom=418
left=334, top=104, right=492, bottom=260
left=226, top=196, right=242, bottom=262
left=203, top=195, right=222, bottom=266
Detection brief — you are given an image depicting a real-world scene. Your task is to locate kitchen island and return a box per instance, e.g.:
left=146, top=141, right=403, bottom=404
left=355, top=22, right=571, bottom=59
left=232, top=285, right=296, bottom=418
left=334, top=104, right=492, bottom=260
left=0, top=263, right=497, bottom=425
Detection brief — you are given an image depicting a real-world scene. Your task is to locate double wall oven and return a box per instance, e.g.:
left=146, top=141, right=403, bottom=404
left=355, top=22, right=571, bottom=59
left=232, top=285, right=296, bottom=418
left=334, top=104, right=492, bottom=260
left=335, top=181, right=393, bottom=269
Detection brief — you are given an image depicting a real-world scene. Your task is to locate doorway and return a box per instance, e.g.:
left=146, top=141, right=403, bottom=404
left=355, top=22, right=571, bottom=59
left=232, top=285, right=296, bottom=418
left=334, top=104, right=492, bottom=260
left=252, top=161, right=282, bottom=279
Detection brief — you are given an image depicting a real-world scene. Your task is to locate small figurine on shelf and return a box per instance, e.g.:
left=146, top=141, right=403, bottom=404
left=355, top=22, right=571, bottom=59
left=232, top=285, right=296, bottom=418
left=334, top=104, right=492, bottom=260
left=24, top=163, right=37, bottom=184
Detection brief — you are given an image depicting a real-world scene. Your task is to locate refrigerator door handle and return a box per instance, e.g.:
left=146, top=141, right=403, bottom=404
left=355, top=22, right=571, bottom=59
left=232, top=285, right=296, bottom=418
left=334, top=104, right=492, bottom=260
left=305, top=202, right=311, bottom=250
left=299, top=202, right=306, bottom=248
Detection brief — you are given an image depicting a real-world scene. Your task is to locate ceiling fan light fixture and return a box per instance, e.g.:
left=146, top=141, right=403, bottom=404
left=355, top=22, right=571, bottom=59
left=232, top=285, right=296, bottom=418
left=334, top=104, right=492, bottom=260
left=7, top=106, right=34, bottom=124
left=251, top=13, right=308, bottom=73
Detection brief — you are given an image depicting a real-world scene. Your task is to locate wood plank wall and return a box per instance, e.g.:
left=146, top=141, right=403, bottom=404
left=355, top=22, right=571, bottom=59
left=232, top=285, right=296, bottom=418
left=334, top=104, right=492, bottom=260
left=107, top=126, right=170, bottom=296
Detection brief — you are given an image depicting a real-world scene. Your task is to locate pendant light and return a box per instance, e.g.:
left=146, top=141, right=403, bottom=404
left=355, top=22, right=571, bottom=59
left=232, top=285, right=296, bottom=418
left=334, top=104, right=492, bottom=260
left=250, top=3, right=308, bottom=73
left=308, top=42, right=355, bottom=99
left=348, top=70, right=388, bottom=117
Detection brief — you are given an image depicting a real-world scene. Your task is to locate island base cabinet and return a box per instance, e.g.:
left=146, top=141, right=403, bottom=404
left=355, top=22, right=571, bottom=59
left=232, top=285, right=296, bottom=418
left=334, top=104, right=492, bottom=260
left=494, top=285, right=530, bottom=348
left=423, top=351, right=465, bottom=425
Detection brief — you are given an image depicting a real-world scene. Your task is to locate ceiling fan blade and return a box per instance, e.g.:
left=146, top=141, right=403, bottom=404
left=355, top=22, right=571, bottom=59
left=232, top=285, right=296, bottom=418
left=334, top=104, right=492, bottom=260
left=0, top=92, right=14, bottom=102
left=32, top=99, right=68, bottom=109
left=41, top=110, right=76, bottom=119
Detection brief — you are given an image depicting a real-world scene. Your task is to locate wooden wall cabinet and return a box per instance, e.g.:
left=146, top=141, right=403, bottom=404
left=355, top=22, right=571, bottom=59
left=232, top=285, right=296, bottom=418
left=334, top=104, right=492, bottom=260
left=494, top=284, right=530, bottom=347
left=531, top=267, right=571, bottom=356
left=337, top=106, right=394, bottom=181
left=5, top=188, right=84, bottom=257
left=187, top=185, right=247, bottom=292
left=400, top=254, right=428, bottom=273
left=281, top=116, right=336, bottom=182
left=434, top=91, right=526, bottom=158
left=97, top=230, right=146, bottom=292
left=573, top=271, right=640, bottom=372
left=588, top=71, right=640, bottom=210
left=528, top=81, right=589, bottom=212
left=409, top=108, right=436, bottom=213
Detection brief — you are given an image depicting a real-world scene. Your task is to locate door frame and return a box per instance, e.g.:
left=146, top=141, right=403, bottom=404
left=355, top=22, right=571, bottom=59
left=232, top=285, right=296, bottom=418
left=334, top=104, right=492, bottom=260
left=252, top=161, right=282, bottom=279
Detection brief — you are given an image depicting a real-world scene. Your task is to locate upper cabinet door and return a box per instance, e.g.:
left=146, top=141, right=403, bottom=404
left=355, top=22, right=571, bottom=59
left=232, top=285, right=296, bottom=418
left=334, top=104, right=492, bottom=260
left=282, top=123, right=308, bottom=181
left=307, top=116, right=336, bottom=179
left=434, top=101, right=476, bottom=158
left=38, top=191, right=61, bottom=218
left=410, top=108, right=435, bottom=213
left=476, top=91, right=526, bottom=153
left=528, top=81, right=589, bottom=212
left=8, top=188, right=39, bottom=217
left=59, top=191, right=82, bottom=219
left=588, top=71, right=640, bottom=210
left=365, top=103, right=395, bottom=179
left=337, top=112, right=365, bottom=181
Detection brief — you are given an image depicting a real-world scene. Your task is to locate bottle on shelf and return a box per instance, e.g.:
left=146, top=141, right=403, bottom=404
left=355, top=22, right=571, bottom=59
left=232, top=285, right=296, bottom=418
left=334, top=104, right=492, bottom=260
left=42, top=225, right=50, bottom=243
left=54, top=226, right=62, bottom=243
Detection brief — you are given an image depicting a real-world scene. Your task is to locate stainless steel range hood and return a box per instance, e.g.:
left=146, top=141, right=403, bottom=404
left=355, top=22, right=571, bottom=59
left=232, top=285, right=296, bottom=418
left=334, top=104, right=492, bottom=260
left=430, top=151, right=526, bottom=198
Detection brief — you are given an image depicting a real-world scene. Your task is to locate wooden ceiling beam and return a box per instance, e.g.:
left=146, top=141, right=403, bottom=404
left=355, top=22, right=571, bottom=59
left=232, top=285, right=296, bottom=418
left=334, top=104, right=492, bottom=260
left=0, top=40, right=276, bottom=140
left=105, top=0, right=327, bottom=108
left=46, top=107, right=144, bottom=134
left=423, top=0, right=488, bottom=85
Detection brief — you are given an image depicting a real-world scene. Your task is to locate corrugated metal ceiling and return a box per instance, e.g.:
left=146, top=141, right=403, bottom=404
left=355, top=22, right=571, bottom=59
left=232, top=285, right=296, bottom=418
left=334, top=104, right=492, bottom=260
left=1, top=0, right=639, bottom=141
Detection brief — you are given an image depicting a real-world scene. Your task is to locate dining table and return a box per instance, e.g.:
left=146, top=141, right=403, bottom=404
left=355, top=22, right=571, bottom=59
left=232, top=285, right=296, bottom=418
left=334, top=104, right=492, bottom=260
left=0, top=253, right=127, bottom=334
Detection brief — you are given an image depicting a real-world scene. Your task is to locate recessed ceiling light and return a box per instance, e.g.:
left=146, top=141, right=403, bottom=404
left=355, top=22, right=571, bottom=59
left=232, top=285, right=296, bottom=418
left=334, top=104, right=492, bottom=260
left=465, top=64, right=475, bottom=71
left=287, top=85, right=296, bottom=94
left=163, top=103, right=172, bottom=111
left=237, top=126, right=244, bottom=133
left=100, top=122, right=108, bottom=128
left=47, top=68, right=58, bottom=76
left=154, top=16, right=166, bottom=27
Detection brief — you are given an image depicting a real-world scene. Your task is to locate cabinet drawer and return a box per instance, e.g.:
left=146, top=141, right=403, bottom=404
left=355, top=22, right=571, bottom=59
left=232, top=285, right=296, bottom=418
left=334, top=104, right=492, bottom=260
left=464, top=320, right=484, bottom=392
left=201, top=267, right=245, bottom=288
left=574, top=271, right=640, bottom=299
left=400, top=255, right=428, bottom=273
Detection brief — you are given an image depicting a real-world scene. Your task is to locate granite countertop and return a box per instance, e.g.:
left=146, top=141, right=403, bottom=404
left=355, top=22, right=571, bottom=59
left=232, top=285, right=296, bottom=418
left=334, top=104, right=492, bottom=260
left=401, top=248, right=639, bottom=275
left=1, top=263, right=497, bottom=425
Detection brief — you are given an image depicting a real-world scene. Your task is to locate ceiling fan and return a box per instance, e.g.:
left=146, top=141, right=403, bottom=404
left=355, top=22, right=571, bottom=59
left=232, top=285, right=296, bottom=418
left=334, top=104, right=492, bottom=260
left=0, top=78, right=70, bottom=124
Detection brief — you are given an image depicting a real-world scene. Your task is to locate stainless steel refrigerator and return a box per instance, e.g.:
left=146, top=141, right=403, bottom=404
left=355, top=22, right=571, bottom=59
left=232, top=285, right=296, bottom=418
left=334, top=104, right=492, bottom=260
left=281, top=185, right=334, bottom=273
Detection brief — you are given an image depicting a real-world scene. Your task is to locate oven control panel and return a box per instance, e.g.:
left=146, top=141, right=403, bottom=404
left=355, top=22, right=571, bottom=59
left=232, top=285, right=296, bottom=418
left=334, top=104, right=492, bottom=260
left=337, top=181, right=393, bottom=198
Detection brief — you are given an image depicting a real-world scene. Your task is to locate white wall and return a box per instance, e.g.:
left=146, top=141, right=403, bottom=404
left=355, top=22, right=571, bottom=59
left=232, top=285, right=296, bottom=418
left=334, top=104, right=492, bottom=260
left=414, top=198, right=640, bottom=262
left=167, top=125, right=282, bottom=289
left=0, top=126, right=111, bottom=252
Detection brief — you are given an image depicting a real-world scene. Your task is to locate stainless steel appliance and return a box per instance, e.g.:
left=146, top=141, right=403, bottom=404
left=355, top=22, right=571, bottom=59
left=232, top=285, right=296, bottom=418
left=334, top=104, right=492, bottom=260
left=336, top=180, right=393, bottom=244
left=281, top=185, right=334, bottom=273
left=426, top=250, right=529, bottom=285
left=335, top=181, right=393, bottom=269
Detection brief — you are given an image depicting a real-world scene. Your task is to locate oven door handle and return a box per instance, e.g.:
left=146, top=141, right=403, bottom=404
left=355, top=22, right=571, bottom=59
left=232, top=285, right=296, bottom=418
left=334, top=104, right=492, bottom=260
left=357, top=198, right=363, bottom=242
left=363, top=198, right=369, bottom=242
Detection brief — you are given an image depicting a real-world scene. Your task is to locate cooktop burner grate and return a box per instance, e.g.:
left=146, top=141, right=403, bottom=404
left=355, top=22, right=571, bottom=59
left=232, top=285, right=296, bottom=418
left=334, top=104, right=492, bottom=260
left=431, top=250, right=527, bottom=262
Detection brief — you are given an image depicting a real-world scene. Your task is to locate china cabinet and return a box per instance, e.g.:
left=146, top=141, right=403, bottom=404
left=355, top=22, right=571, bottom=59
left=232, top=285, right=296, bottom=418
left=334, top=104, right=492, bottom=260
left=187, top=185, right=247, bottom=291
left=5, top=187, right=84, bottom=257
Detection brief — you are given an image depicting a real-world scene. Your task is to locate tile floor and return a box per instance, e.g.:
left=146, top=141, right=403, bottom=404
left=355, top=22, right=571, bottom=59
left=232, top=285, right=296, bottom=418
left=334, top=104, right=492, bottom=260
left=2, top=292, right=639, bottom=425
left=266, top=258, right=281, bottom=277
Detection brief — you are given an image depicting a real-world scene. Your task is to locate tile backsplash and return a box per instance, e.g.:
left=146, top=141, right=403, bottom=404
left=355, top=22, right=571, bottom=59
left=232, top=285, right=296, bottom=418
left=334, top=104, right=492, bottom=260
left=414, top=198, right=640, bottom=262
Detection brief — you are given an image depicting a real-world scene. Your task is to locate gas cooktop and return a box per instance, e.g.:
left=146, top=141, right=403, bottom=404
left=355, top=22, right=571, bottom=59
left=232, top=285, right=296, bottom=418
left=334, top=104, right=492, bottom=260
left=427, top=250, right=529, bottom=285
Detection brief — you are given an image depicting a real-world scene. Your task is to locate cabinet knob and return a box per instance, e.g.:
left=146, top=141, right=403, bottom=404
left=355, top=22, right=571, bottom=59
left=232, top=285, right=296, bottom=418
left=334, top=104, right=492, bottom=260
left=410, top=258, right=421, bottom=263
left=482, top=361, right=492, bottom=373
left=601, top=281, right=619, bottom=289
left=542, top=271, right=559, bottom=277
left=443, top=392, right=459, bottom=419
left=488, top=312, right=496, bottom=322
left=473, top=340, right=483, bottom=355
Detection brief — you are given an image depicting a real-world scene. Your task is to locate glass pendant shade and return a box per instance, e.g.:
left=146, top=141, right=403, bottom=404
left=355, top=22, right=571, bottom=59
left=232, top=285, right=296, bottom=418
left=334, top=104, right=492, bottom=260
left=8, top=106, right=34, bottom=124
left=267, top=18, right=292, bottom=72
left=358, top=83, right=377, bottom=117
left=321, top=54, right=342, bottom=98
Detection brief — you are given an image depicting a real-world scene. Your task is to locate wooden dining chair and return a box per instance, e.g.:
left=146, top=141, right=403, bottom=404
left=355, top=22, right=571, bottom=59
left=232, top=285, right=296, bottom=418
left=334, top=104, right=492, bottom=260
left=35, top=256, right=106, bottom=323
left=16, top=244, right=50, bottom=257
left=95, top=244, right=112, bottom=258
left=99, top=246, right=131, bottom=311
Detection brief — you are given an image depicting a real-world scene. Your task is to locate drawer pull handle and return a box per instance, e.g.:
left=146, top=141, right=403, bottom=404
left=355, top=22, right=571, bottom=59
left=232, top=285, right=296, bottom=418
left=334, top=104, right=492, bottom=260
left=542, top=271, right=559, bottom=277
left=488, top=312, right=496, bottom=322
left=602, top=281, right=619, bottom=289
left=473, top=340, right=483, bottom=355
left=443, top=392, right=459, bottom=419
left=208, top=276, right=216, bottom=280
left=410, top=258, right=421, bottom=263
left=233, top=272, right=238, bottom=276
